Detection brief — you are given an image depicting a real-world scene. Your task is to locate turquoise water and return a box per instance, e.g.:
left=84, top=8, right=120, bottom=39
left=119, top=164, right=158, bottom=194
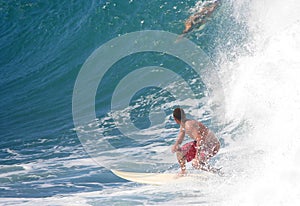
left=2, top=0, right=300, bottom=205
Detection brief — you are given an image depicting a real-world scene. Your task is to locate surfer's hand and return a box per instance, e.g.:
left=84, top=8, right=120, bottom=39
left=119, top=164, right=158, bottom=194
left=171, top=144, right=180, bottom=153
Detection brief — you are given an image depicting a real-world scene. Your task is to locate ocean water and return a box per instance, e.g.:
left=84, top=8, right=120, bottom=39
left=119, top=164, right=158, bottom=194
left=1, top=0, right=300, bottom=205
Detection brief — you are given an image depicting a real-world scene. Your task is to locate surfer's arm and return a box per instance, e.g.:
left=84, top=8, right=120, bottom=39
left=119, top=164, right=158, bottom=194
left=171, top=129, right=185, bottom=153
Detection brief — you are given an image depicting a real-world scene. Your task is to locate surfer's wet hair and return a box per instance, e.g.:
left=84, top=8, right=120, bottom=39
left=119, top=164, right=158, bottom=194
left=173, top=108, right=186, bottom=121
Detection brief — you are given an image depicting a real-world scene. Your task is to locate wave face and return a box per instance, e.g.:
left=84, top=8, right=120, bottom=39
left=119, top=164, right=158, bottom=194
left=1, top=0, right=299, bottom=205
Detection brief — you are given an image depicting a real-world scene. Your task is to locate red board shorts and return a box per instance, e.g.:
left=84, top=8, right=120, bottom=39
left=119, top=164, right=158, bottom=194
left=180, top=141, right=197, bottom=162
left=180, top=141, right=214, bottom=162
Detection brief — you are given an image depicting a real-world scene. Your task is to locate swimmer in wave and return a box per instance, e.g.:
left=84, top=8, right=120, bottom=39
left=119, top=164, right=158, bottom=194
left=182, top=0, right=220, bottom=36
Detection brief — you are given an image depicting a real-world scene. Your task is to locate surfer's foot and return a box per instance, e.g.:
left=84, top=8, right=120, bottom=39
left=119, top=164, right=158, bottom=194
left=177, top=170, right=187, bottom=177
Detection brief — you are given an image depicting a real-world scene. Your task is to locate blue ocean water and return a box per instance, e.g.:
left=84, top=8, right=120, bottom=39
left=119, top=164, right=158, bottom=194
left=2, top=0, right=300, bottom=205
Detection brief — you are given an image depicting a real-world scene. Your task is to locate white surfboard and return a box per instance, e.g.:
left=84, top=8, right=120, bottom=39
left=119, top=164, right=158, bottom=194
left=111, top=169, right=210, bottom=185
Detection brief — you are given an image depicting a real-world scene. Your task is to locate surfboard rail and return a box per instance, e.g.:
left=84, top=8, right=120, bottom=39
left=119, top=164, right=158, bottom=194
left=111, top=169, right=210, bottom=185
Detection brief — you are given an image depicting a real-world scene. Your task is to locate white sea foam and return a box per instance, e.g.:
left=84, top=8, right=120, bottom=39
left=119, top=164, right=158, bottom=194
left=217, top=0, right=300, bottom=205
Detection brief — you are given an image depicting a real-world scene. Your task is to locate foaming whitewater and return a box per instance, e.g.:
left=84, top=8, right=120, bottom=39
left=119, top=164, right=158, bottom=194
left=218, top=0, right=300, bottom=204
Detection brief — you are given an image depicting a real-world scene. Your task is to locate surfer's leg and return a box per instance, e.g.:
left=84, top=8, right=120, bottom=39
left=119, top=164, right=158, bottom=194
left=203, top=138, right=220, bottom=159
left=194, top=155, right=219, bottom=174
left=176, top=151, right=187, bottom=174
left=191, top=150, right=208, bottom=170
left=195, top=147, right=223, bottom=175
left=176, top=141, right=197, bottom=174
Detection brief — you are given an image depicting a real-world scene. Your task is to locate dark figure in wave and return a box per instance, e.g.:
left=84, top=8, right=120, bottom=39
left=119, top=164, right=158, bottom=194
left=182, top=0, right=220, bottom=35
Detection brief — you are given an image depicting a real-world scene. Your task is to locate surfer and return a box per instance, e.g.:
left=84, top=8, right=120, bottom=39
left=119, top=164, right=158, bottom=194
left=171, top=108, right=221, bottom=175
left=182, top=0, right=220, bottom=35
